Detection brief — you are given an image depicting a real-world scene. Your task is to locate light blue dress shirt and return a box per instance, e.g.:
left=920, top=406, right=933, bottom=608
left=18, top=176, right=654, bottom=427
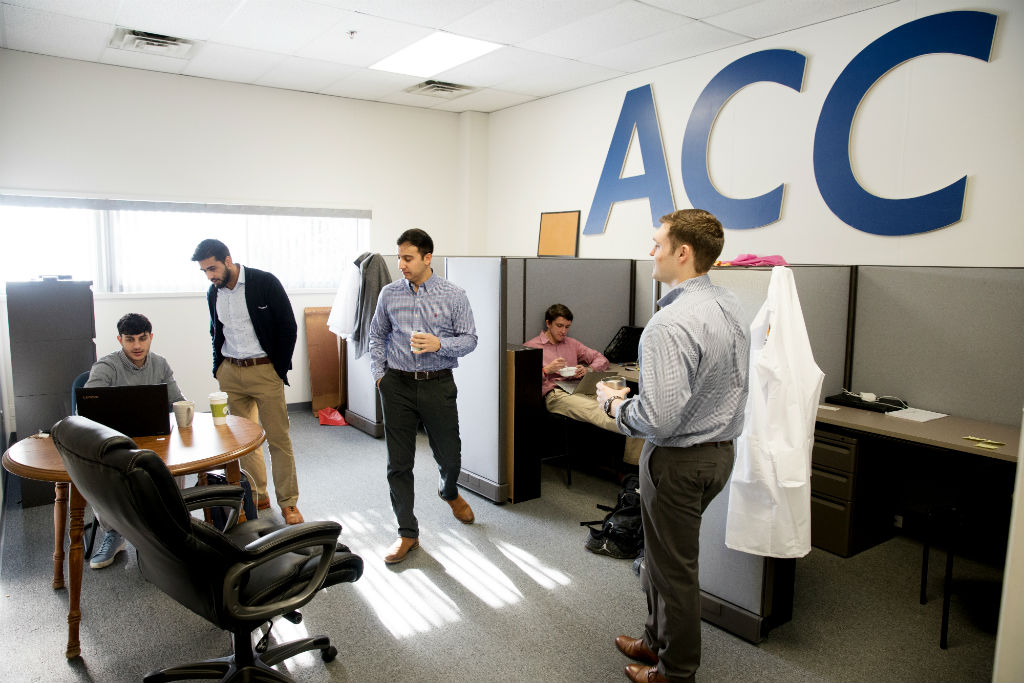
left=616, top=274, right=750, bottom=447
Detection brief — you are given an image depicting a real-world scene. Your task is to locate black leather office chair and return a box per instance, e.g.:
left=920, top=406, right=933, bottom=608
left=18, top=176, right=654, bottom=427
left=70, top=370, right=102, bottom=558
left=51, top=415, right=363, bottom=683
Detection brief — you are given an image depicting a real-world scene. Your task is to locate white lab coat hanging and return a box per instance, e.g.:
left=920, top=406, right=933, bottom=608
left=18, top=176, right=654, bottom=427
left=725, top=266, right=824, bottom=558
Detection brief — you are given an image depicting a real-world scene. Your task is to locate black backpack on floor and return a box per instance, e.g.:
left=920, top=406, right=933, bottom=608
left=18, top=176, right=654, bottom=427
left=581, top=474, right=643, bottom=559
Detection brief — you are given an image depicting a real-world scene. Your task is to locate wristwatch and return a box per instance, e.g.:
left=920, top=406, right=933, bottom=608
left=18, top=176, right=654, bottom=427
left=603, top=395, right=619, bottom=417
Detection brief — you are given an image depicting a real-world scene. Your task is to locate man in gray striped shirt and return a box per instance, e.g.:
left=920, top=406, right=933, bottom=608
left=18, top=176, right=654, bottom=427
left=597, top=209, right=749, bottom=683
left=84, top=312, right=185, bottom=570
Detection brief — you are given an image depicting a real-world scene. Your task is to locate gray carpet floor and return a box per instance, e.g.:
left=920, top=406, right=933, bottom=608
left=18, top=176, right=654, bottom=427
left=0, top=410, right=1003, bottom=682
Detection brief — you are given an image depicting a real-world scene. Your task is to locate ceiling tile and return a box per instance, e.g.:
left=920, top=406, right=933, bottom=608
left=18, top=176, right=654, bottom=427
left=114, top=0, right=240, bottom=41
left=585, top=21, right=749, bottom=72
left=705, top=0, right=895, bottom=39
left=377, top=89, right=453, bottom=109
left=296, top=11, right=431, bottom=67
left=1, top=4, right=111, bottom=61
left=485, top=49, right=625, bottom=98
left=2, top=0, right=120, bottom=24
left=445, top=0, right=619, bottom=44
left=100, top=45, right=188, bottom=74
left=312, top=0, right=481, bottom=29
left=430, top=87, right=536, bottom=113
left=182, top=41, right=284, bottom=83
left=518, top=1, right=693, bottom=60
left=319, top=68, right=422, bottom=100
left=255, top=55, right=357, bottom=92
left=639, top=0, right=761, bottom=20
left=210, top=0, right=346, bottom=55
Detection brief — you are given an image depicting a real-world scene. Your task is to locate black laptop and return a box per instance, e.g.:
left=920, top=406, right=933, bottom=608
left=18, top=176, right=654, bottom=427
left=75, top=384, right=171, bottom=436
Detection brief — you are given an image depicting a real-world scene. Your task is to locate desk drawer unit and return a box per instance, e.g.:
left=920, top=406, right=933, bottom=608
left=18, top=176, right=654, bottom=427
left=811, top=428, right=892, bottom=557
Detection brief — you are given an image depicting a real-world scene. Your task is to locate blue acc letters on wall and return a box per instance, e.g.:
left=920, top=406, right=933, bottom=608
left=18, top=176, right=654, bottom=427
left=584, top=11, right=997, bottom=237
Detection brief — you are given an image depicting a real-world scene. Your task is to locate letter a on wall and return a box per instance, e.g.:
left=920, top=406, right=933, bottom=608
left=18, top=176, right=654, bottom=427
left=583, top=85, right=674, bottom=235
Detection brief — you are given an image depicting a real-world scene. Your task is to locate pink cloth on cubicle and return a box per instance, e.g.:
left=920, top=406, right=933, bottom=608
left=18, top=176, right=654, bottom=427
left=721, top=254, right=789, bottom=266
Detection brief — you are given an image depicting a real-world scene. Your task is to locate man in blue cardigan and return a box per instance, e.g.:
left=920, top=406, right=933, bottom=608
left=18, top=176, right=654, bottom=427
left=192, top=239, right=303, bottom=525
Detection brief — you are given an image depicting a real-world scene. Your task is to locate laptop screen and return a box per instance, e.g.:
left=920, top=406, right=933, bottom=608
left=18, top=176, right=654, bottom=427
left=75, top=384, right=171, bottom=436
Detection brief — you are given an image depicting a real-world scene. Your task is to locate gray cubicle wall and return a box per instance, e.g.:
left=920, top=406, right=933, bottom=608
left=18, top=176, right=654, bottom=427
left=445, top=257, right=508, bottom=501
left=852, top=266, right=1024, bottom=426
left=710, top=266, right=851, bottom=399
left=696, top=266, right=851, bottom=639
left=520, top=258, right=633, bottom=350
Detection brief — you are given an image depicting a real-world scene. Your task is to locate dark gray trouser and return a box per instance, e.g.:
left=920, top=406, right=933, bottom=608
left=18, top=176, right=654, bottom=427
left=639, top=441, right=735, bottom=682
left=378, top=370, right=463, bottom=539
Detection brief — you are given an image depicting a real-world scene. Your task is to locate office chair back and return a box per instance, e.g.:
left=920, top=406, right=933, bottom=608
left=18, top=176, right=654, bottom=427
left=51, top=416, right=359, bottom=630
left=70, top=370, right=90, bottom=414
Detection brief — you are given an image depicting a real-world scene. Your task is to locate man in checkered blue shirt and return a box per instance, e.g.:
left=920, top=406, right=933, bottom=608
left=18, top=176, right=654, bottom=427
left=597, top=209, right=750, bottom=683
left=368, top=229, right=478, bottom=565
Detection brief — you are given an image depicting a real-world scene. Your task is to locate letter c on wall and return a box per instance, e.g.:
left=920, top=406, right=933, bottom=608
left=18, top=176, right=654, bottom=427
left=681, top=49, right=806, bottom=230
left=813, top=11, right=997, bottom=236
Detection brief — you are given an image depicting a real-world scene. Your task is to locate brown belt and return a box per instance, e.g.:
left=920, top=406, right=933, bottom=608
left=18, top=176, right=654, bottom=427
left=389, top=368, right=453, bottom=381
left=224, top=356, right=271, bottom=367
left=699, top=440, right=733, bottom=448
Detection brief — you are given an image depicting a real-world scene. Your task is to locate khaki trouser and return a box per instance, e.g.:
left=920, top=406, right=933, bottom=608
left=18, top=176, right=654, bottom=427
left=216, top=362, right=298, bottom=508
left=544, top=390, right=644, bottom=465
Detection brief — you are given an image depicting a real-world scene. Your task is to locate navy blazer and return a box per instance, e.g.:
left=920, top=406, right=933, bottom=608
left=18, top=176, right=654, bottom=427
left=205, top=265, right=297, bottom=385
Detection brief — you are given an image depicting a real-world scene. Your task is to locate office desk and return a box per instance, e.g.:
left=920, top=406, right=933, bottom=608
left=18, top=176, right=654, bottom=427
left=1, top=414, right=265, bottom=659
left=816, top=405, right=1019, bottom=463
left=813, top=405, right=1019, bottom=556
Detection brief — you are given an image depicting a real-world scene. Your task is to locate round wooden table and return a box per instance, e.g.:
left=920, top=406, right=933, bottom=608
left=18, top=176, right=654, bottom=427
left=2, top=413, right=265, bottom=659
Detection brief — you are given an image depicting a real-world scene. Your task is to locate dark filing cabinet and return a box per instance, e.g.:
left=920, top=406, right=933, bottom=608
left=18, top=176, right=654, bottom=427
left=6, top=279, right=96, bottom=506
left=811, top=428, right=893, bottom=557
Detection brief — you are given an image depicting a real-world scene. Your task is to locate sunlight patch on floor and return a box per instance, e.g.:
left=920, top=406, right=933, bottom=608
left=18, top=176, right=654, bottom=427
left=495, top=540, right=572, bottom=589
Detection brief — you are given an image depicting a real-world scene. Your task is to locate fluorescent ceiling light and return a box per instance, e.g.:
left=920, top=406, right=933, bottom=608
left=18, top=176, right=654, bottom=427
left=370, top=32, right=501, bottom=78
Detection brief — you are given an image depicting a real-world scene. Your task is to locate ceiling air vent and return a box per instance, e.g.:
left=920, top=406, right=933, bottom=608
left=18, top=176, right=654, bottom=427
left=108, top=27, right=196, bottom=59
left=404, top=80, right=477, bottom=100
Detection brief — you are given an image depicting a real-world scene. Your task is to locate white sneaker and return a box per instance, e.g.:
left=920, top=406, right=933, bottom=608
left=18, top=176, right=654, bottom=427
left=90, top=530, right=126, bottom=569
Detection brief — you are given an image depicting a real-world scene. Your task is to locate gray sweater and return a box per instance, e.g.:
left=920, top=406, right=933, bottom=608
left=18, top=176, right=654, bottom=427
left=85, top=350, right=185, bottom=407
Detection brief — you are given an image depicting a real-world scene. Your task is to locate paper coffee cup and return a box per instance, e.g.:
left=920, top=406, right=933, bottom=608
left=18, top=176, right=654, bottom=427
left=209, top=391, right=229, bottom=425
left=173, top=400, right=195, bottom=429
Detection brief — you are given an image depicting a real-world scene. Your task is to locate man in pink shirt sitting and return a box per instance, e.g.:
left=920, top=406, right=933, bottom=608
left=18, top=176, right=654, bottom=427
left=524, top=304, right=641, bottom=464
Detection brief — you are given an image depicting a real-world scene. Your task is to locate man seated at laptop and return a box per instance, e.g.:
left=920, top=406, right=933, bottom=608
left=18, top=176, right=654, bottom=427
left=524, top=304, right=642, bottom=465
left=83, top=312, right=185, bottom=570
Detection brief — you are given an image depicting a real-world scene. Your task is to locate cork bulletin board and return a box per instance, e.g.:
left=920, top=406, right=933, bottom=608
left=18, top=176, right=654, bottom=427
left=536, top=210, right=580, bottom=257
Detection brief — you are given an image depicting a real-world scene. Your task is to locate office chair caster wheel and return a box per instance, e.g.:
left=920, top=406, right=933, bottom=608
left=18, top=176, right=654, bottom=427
left=321, top=645, right=337, bottom=662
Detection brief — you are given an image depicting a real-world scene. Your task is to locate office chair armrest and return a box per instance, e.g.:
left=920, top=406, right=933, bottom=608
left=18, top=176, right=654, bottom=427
left=181, top=484, right=245, bottom=511
left=223, top=521, right=342, bottom=622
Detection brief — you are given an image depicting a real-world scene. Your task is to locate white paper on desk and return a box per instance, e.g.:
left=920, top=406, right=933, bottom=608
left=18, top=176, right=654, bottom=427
left=886, top=407, right=947, bottom=422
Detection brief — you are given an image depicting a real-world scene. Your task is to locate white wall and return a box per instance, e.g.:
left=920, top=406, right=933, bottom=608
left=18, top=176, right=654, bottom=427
left=483, top=0, right=1024, bottom=265
left=0, top=48, right=466, bottom=253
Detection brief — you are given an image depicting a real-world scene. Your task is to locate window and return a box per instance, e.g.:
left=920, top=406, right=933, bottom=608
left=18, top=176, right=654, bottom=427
left=0, top=198, right=370, bottom=292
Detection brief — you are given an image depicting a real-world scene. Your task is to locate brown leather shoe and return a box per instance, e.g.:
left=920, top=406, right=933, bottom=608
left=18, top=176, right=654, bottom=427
left=446, top=494, right=474, bottom=524
left=624, top=663, right=669, bottom=683
left=384, top=537, right=419, bottom=564
left=616, top=635, right=659, bottom=665
left=282, top=506, right=304, bottom=525
left=256, top=497, right=271, bottom=511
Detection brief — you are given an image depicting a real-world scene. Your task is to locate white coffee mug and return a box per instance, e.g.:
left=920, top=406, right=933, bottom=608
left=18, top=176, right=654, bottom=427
left=172, top=400, right=195, bottom=429
left=209, top=391, right=229, bottom=425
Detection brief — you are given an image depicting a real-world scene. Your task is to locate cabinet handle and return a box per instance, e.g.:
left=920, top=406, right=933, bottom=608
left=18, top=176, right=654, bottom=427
left=812, top=495, right=846, bottom=511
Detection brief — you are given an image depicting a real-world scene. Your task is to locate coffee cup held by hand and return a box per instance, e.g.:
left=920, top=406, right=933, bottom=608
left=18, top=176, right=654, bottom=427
left=172, top=400, right=195, bottom=429
left=558, top=366, right=577, bottom=377
left=209, top=391, right=229, bottom=425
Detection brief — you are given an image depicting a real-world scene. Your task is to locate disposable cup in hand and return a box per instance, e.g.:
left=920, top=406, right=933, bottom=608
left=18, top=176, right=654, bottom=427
left=173, top=400, right=195, bottom=429
left=410, top=331, right=424, bottom=353
left=209, top=391, right=229, bottom=425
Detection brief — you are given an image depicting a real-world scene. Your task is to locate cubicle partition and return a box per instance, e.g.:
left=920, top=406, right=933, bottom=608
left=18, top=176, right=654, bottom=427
left=698, top=266, right=852, bottom=641
left=851, top=266, right=1024, bottom=426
